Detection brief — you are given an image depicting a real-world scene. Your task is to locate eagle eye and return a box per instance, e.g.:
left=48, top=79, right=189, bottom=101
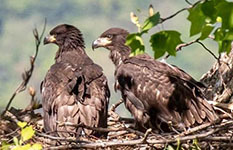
left=105, top=34, right=113, bottom=39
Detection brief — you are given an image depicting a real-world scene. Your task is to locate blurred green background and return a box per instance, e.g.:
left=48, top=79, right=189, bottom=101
left=0, top=0, right=217, bottom=117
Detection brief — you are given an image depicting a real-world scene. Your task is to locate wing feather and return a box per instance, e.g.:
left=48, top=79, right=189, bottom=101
left=115, top=53, right=217, bottom=131
left=42, top=56, right=110, bottom=137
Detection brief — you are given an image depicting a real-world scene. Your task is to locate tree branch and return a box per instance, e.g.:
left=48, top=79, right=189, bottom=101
left=197, top=41, right=218, bottom=60
left=160, top=0, right=203, bottom=23
left=44, top=120, right=233, bottom=149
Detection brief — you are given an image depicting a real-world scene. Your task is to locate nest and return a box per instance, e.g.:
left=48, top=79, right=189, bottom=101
left=1, top=99, right=233, bottom=150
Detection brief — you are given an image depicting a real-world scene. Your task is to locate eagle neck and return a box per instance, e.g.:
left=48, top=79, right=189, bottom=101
left=109, top=45, right=131, bottom=66
left=55, top=45, right=85, bottom=63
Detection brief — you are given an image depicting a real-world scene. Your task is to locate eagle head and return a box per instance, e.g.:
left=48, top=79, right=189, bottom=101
left=44, top=24, right=84, bottom=48
left=92, top=28, right=129, bottom=50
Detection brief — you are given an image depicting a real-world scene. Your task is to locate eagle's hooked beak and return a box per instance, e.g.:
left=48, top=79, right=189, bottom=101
left=44, top=35, right=56, bottom=45
left=92, top=37, right=112, bottom=50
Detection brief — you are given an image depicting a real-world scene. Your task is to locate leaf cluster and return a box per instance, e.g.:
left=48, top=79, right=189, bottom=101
left=126, top=0, right=233, bottom=59
left=1, top=121, right=42, bottom=150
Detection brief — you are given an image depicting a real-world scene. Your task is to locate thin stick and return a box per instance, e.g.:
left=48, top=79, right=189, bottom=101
left=165, top=38, right=199, bottom=59
left=109, top=99, right=124, bottom=112
left=160, top=0, right=203, bottom=23
left=197, top=41, right=218, bottom=60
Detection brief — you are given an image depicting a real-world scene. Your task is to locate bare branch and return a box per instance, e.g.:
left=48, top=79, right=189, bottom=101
left=44, top=120, right=233, bottom=149
left=165, top=38, right=199, bottom=59
left=165, top=38, right=219, bottom=61
left=58, top=122, right=126, bottom=133
left=160, top=0, right=203, bottom=23
left=109, top=99, right=124, bottom=112
left=197, top=41, right=218, bottom=60
left=1, top=19, right=47, bottom=117
left=185, top=0, right=193, bottom=5
left=141, top=128, right=152, bottom=143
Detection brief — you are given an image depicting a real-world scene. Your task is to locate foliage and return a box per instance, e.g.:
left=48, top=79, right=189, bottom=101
left=1, top=121, right=42, bottom=150
left=163, top=139, right=201, bottom=150
left=127, top=0, right=233, bottom=58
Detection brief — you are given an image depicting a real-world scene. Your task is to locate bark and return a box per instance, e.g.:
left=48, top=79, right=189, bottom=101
left=201, top=43, right=233, bottom=103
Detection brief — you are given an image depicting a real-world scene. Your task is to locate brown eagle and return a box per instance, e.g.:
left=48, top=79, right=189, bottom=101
left=92, top=28, right=218, bottom=132
left=41, top=24, right=110, bottom=137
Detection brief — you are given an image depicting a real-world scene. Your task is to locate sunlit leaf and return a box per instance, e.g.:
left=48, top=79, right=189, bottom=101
left=12, top=144, right=31, bottom=150
left=192, top=139, right=201, bottom=150
left=30, top=143, right=43, bottom=150
left=21, top=125, right=35, bottom=142
left=176, top=138, right=181, bottom=150
left=13, top=137, right=19, bottom=146
left=142, top=12, right=160, bottom=32
left=216, top=16, right=222, bottom=22
left=187, top=3, right=206, bottom=36
left=130, top=12, right=139, bottom=25
left=150, top=30, right=183, bottom=59
left=126, top=33, right=145, bottom=56
left=199, top=24, right=214, bottom=40
left=165, top=145, right=175, bottom=150
left=1, top=141, right=10, bottom=150
left=17, top=121, right=27, bottom=129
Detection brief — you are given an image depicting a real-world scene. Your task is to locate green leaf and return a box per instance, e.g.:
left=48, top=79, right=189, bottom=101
left=142, top=12, right=160, bottom=32
left=188, top=3, right=206, bottom=36
left=21, top=125, right=35, bottom=142
left=176, top=138, right=181, bottom=150
left=12, top=144, right=31, bottom=150
left=164, top=145, right=175, bottom=150
left=126, top=33, right=145, bottom=56
left=17, top=121, right=27, bottom=129
left=214, top=28, right=232, bottom=53
left=13, top=137, right=19, bottom=146
left=201, top=0, right=217, bottom=23
left=192, top=139, right=201, bottom=150
left=199, top=24, right=214, bottom=40
left=30, top=143, right=42, bottom=150
left=1, top=141, right=10, bottom=150
left=150, top=30, right=183, bottom=59
left=224, top=31, right=233, bottom=40
left=216, top=0, right=233, bottom=30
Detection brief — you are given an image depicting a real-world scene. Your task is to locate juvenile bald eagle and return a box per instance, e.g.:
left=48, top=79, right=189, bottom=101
left=41, top=24, right=110, bottom=137
left=92, top=28, right=218, bottom=132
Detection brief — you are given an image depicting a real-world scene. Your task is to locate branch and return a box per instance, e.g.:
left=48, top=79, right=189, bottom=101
left=165, top=38, right=199, bottom=59
left=165, top=38, right=218, bottom=60
left=57, top=122, right=126, bottom=133
left=176, top=117, right=221, bottom=137
left=109, top=99, right=124, bottom=112
left=45, top=120, right=233, bottom=149
left=141, top=128, right=152, bottom=143
left=160, top=0, right=203, bottom=23
left=35, top=131, right=78, bottom=143
left=197, top=41, right=218, bottom=60
left=1, top=19, right=47, bottom=117
left=185, top=0, right=193, bottom=5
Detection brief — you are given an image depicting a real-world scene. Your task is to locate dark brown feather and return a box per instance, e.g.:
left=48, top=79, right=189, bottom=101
left=94, top=27, right=218, bottom=132
left=41, top=24, right=110, bottom=137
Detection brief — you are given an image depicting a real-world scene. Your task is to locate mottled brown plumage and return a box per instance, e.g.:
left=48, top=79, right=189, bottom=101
left=92, top=28, right=218, bottom=132
left=41, top=24, right=110, bottom=137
